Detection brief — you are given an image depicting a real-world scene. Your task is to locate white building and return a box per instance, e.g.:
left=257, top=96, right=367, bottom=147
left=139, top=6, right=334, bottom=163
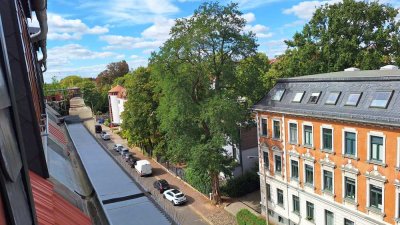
left=108, top=85, right=127, bottom=125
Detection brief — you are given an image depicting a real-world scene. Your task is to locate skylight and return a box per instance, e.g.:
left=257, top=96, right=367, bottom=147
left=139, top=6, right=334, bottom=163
left=293, top=92, right=305, bottom=103
left=370, top=91, right=393, bottom=108
left=308, top=92, right=321, bottom=104
left=345, top=93, right=362, bottom=106
left=325, top=92, right=341, bottom=105
left=272, top=89, right=285, bottom=101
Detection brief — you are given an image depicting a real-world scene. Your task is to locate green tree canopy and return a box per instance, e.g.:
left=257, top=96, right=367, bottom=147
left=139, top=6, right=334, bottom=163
left=271, top=0, right=400, bottom=79
left=150, top=2, right=260, bottom=203
left=96, top=60, right=129, bottom=87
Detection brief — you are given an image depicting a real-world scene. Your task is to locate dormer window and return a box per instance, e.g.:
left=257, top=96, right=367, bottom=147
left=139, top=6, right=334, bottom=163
left=272, top=89, right=285, bottom=101
left=308, top=92, right=321, bottom=104
left=345, top=93, right=362, bottom=106
left=370, top=91, right=393, bottom=109
left=325, top=92, right=341, bottom=105
left=293, top=92, right=305, bottom=103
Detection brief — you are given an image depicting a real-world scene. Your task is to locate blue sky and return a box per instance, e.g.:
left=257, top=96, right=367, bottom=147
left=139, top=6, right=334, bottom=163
left=35, top=0, right=400, bottom=82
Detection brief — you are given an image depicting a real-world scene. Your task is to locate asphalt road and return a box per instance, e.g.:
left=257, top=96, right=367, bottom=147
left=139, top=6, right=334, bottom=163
left=95, top=130, right=209, bottom=225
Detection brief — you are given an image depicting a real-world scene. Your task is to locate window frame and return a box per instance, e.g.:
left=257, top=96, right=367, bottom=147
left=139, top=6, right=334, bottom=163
left=292, top=195, right=300, bottom=214
left=290, top=159, right=299, bottom=180
left=369, top=184, right=383, bottom=210
left=272, top=89, right=285, bottom=101
left=266, top=183, right=271, bottom=201
left=369, top=91, right=393, bottom=109
left=344, top=219, right=354, bottom=225
left=320, top=125, right=333, bottom=152
left=277, top=188, right=284, bottom=206
left=260, top=117, right=268, bottom=137
left=305, top=164, right=314, bottom=186
left=367, top=131, right=386, bottom=165
left=308, top=92, right=321, bottom=104
left=263, top=150, right=269, bottom=170
left=292, top=91, right=305, bottom=103
left=342, top=128, right=358, bottom=159
left=288, top=121, right=298, bottom=144
left=345, top=92, right=362, bottom=106
left=323, top=170, right=333, bottom=193
left=274, top=154, right=282, bottom=174
left=303, top=123, right=313, bottom=147
left=344, top=177, right=356, bottom=200
left=325, top=91, right=341, bottom=105
left=272, top=119, right=281, bottom=140
left=306, top=201, right=314, bottom=221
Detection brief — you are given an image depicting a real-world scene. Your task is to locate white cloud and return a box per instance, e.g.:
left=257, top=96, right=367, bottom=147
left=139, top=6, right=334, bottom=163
left=142, top=49, right=156, bottom=54
left=283, top=0, right=341, bottom=20
left=29, top=12, right=109, bottom=40
left=245, top=24, right=273, bottom=38
left=141, top=17, right=175, bottom=41
left=242, top=12, right=256, bottom=23
left=231, top=0, right=284, bottom=10
left=262, top=39, right=288, bottom=58
left=79, top=0, right=179, bottom=25
left=45, top=64, right=107, bottom=81
left=130, top=55, right=139, bottom=59
left=47, top=44, right=117, bottom=67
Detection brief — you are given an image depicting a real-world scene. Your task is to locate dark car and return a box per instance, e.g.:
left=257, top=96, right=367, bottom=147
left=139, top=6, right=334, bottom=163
left=153, top=179, right=170, bottom=193
left=95, top=125, right=102, bottom=133
left=127, top=156, right=137, bottom=168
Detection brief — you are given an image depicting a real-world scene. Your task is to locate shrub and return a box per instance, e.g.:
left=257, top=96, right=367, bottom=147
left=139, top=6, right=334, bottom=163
left=185, top=167, right=212, bottom=195
left=221, top=171, right=260, bottom=197
left=236, top=209, right=266, bottom=225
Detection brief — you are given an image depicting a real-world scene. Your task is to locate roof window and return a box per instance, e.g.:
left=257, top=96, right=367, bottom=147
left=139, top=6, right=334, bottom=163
left=345, top=93, right=362, bottom=106
left=272, top=89, right=285, bottom=101
left=293, top=92, right=305, bottom=103
left=370, top=91, right=393, bottom=108
left=308, top=92, right=321, bottom=104
left=325, top=92, right=341, bottom=105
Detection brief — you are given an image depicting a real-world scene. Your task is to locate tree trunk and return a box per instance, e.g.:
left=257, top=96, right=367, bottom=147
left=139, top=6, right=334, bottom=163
left=211, top=172, right=222, bottom=204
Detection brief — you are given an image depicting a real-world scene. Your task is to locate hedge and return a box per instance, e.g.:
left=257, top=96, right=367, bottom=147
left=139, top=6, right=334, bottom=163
left=185, top=167, right=212, bottom=195
left=236, top=209, right=266, bottom=225
left=221, top=171, right=260, bottom=197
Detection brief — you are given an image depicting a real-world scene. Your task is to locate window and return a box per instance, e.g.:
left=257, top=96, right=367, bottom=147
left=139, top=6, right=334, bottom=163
left=261, top=118, right=267, bottom=136
left=289, top=123, right=298, bottom=144
left=277, top=189, right=284, bottom=206
left=305, top=164, right=314, bottom=185
left=263, top=151, right=269, bottom=169
left=325, top=210, right=334, bottom=225
left=322, top=128, right=333, bottom=150
left=273, top=120, right=281, bottom=139
left=344, top=177, right=356, bottom=199
left=308, top=92, right=321, bottom=104
left=370, top=91, right=393, bottom=108
left=266, top=183, right=271, bottom=201
left=292, top=195, right=300, bottom=214
left=370, top=135, right=384, bottom=162
left=323, top=170, right=333, bottom=192
left=293, top=92, right=305, bottom=103
left=278, top=216, right=284, bottom=223
left=344, top=132, right=356, bottom=156
left=272, top=89, right=285, bottom=101
left=325, top=92, right=341, bottom=105
left=304, top=125, right=313, bottom=146
left=344, top=219, right=354, bottom=225
left=345, top=93, right=362, bottom=106
left=291, top=160, right=299, bottom=179
left=370, top=184, right=382, bottom=209
left=306, top=201, right=314, bottom=221
left=275, top=155, right=282, bottom=173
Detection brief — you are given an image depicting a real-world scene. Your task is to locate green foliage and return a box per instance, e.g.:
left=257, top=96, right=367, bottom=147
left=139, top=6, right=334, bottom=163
left=185, top=167, right=212, bottom=195
left=121, top=67, right=162, bottom=155
left=236, top=209, right=266, bottom=225
left=59, top=75, right=84, bottom=87
left=221, top=171, right=260, bottom=197
left=96, top=60, right=129, bottom=87
left=104, top=119, right=110, bottom=127
left=271, top=0, right=400, bottom=78
left=150, top=1, right=262, bottom=202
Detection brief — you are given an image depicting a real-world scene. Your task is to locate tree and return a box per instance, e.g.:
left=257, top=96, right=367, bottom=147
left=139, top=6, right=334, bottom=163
left=121, top=67, right=163, bottom=156
left=151, top=2, right=259, bottom=203
left=96, top=60, right=129, bottom=87
left=59, top=75, right=84, bottom=87
left=271, top=0, right=400, bottom=78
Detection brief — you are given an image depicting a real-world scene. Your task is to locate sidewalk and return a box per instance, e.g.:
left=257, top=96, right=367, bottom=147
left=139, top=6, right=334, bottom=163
left=107, top=128, right=237, bottom=225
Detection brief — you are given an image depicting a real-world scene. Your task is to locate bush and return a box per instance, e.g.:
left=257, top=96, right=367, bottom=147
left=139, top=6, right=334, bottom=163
left=221, top=171, right=260, bottom=197
left=236, top=209, right=265, bottom=225
left=185, top=167, right=212, bottom=195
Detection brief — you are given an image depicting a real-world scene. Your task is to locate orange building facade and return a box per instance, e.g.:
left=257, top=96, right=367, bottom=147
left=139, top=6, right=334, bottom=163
left=254, top=68, right=400, bottom=225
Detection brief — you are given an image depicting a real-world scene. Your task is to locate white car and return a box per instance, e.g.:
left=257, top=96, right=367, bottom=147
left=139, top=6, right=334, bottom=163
left=163, top=189, right=187, bottom=205
left=101, top=132, right=111, bottom=140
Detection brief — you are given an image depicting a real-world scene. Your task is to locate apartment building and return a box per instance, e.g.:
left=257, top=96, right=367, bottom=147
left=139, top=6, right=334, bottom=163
left=108, top=85, right=127, bottom=125
left=253, top=67, right=400, bottom=225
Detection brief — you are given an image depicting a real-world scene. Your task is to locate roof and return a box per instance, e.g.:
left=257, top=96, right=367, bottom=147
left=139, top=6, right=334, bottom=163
left=108, top=85, right=125, bottom=93
left=253, top=69, right=400, bottom=127
left=30, top=171, right=91, bottom=225
left=65, top=122, right=171, bottom=225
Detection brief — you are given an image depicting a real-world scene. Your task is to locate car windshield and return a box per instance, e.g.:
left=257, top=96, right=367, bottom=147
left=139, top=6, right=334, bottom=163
left=160, top=180, right=168, bottom=185
left=171, top=189, right=180, bottom=194
left=176, top=194, right=184, bottom=198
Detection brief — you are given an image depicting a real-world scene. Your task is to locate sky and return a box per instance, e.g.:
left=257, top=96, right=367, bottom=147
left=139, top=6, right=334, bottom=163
left=33, top=0, right=400, bottom=82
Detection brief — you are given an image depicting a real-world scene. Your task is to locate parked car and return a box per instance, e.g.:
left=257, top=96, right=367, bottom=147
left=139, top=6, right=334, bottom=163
left=153, top=179, right=170, bottom=193
left=163, top=189, right=187, bottom=205
left=101, top=132, right=111, bottom=140
left=120, top=148, right=129, bottom=156
left=134, top=160, right=152, bottom=176
left=127, top=156, right=137, bottom=168
left=113, top=144, right=123, bottom=152
left=124, top=152, right=133, bottom=161
left=95, top=125, right=102, bottom=133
